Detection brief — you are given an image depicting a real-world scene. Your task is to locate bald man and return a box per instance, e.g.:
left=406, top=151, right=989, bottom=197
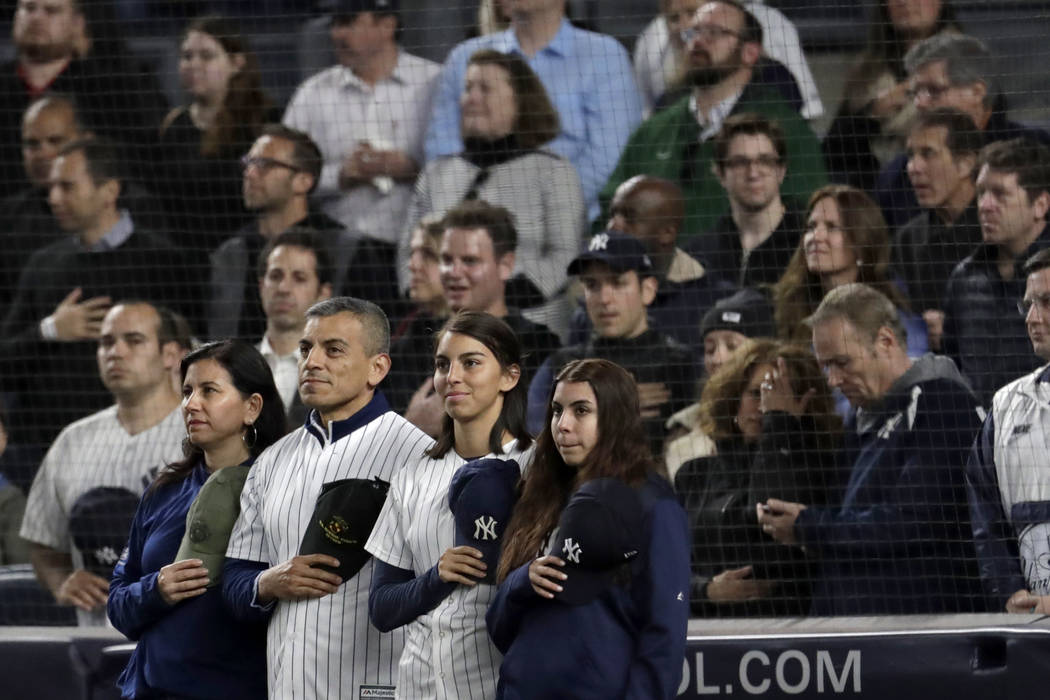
left=568, top=175, right=730, bottom=352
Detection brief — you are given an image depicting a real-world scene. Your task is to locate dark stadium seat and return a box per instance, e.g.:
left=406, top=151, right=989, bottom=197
left=69, top=638, right=135, bottom=700
left=0, top=564, right=76, bottom=626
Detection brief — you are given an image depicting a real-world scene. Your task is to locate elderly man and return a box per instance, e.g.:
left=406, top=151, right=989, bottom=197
left=758, top=283, right=985, bottom=615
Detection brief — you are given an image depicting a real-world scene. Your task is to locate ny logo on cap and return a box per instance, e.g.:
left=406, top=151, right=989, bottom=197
left=473, top=515, right=498, bottom=541
left=563, top=537, right=582, bottom=564
left=588, top=233, right=609, bottom=252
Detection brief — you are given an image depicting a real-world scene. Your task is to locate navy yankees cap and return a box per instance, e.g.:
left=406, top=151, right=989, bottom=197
left=299, top=477, right=390, bottom=581
left=324, top=0, right=399, bottom=16
left=448, top=458, right=522, bottom=584
left=175, top=463, right=251, bottom=587
left=69, top=487, right=140, bottom=579
left=567, top=230, right=654, bottom=277
left=547, top=478, right=644, bottom=606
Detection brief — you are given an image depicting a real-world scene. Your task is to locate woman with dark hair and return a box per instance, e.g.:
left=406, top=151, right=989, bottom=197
left=108, top=340, right=284, bottom=699
left=674, top=340, right=840, bottom=617
left=773, top=184, right=927, bottom=356
left=400, top=49, right=585, bottom=327
left=487, top=358, right=689, bottom=699
left=156, top=15, right=276, bottom=256
left=823, top=0, right=959, bottom=191
left=365, top=311, right=532, bottom=697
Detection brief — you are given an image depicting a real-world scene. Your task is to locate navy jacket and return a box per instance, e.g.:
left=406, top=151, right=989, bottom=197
left=795, top=355, right=987, bottom=615
left=486, top=474, right=689, bottom=700
left=108, top=462, right=267, bottom=700
left=942, top=228, right=1050, bottom=405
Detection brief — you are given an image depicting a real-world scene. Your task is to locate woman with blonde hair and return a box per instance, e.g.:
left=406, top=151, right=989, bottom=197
left=674, top=339, right=840, bottom=617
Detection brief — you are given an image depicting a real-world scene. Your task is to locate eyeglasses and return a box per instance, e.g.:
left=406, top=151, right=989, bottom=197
left=1018, top=293, right=1050, bottom=316
left=907, top=82, right=953, bottom=102
left=680, top=24, right=742, bottom=45
left=241, top=155, right=301, bottom=173
left=722, top=154, right=782, bottom=172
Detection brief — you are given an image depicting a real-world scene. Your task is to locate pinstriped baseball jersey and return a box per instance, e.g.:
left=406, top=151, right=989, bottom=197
left=226, top=399, right=431, bottom=700
left=365, top=440, right=533, bottom=700
left=20, top=405, right=184, bottom=626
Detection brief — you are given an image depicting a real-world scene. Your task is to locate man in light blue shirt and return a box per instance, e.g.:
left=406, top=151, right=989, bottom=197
left=423, top=0, right=642, bottom=221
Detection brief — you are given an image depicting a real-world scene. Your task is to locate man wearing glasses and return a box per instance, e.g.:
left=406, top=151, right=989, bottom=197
left=207, top=124, right=399, bottom=341
left=690, top=112, right=806, bottom=288
left=942, top=138, right=1050, bottom=406
left=877, top=33, right=1050, bottom=231
left=599, top=0, right=825, bottom=240
left=966, top=246, right=1050, bottom=615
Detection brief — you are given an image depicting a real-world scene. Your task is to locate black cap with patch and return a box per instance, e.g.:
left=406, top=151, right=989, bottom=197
left=298, top=477, right=390, bottom=581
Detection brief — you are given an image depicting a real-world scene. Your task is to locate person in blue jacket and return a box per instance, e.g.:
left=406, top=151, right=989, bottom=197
left=758, top=283, right=986, bottom=615
left=488, top=358, right=690, bottom=699
left=107, top=340, right=286, bottom=699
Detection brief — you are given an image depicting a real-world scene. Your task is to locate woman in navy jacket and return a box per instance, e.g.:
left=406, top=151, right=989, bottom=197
left=108, top=340, right=285, bottom=699
left=488, top=358, right=690, bottom=699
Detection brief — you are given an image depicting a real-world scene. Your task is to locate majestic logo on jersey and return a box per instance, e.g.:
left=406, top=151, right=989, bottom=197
left=1012, top=424, right=1032, bottom=436
left=189, top=519, right=210, bottom=544
left=563, top=537, right=582, bottom=563
left=320, top=515, right=358, bottom=545
left=588, top=233, right=609, bottom=251
left=473, top=515, right=498, bottom=541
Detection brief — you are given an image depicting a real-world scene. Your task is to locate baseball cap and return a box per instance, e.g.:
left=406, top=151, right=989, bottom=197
left=699, top=288, right=775, bottom=340
left=175, top=464, right=252, bottom=587
left=546, top=478, right=644, bottom=606
left=69, top=487, right=140, bottom=579
left=448, top=457, right=522, bottom=584
left=299, top=477, right=390, bottom=581
left=567, top=230, right=654, bottom=277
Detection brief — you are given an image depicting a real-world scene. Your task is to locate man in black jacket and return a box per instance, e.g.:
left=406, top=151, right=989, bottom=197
left=527, top=230, right=697, bottom=455
left=943, top=138, right=1050, bottom=405
left=0, top=137, right=194, bottom=455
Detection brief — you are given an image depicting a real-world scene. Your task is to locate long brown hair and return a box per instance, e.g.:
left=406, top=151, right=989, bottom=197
left=183, top=16, right=271, bottom=157
left=496, top=359, right=662, bottom=582
left=698, top=339, right=841, bottom=452
left=773, top=184, right=907, bottom=343
left=465, top=49, right=559, bottom=150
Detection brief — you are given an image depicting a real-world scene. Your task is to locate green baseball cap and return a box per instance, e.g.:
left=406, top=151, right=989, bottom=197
left=175, top=464, right=252, bottom=587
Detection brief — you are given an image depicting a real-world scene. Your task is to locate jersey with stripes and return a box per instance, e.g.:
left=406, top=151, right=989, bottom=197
left=226, top=399, right=432, bottom=700
left=20, top=405, right=184, bottom=626
left=365, top=440, right=533, bottom=700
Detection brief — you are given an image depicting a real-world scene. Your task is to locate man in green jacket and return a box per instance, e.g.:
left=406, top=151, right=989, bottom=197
left=600, top=0, right=826, bottom=240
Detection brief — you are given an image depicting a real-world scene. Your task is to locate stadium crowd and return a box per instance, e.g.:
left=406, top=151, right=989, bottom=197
left=1, top=0, right=1050, bottom=697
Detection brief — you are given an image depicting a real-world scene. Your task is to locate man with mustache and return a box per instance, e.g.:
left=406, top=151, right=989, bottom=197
left=599, top=0, right=825, bottom=240
left=942, top=138, right=1050, bottom=405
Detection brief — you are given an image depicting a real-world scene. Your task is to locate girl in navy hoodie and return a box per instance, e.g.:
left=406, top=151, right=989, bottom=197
left=488, top=358, right=690, bottom=699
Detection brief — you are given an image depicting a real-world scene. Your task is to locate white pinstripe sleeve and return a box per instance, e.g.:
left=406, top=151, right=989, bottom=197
left=20, top=431, right=74, bottom=549
left=226, top=446, right=271, bottom=563
left=364, top=464, right=414, bottom=570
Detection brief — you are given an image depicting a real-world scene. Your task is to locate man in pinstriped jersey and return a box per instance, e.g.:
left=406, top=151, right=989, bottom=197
left=223, top=297, right=431, bottom=699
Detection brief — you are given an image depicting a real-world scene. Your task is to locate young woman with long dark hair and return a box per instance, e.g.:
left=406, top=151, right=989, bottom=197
left=108, top=340, right=285, bottom=699
left=487, top=358, right=689, bottom=699
left=365, top=311, right=533, bottom=698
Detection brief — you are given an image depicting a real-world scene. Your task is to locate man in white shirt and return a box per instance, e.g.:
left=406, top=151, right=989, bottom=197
left=257, top=228, right=333, bottom=426
left=20, top=301, right=185, bottom=625
left=283, top=0, right=439, bottom=261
